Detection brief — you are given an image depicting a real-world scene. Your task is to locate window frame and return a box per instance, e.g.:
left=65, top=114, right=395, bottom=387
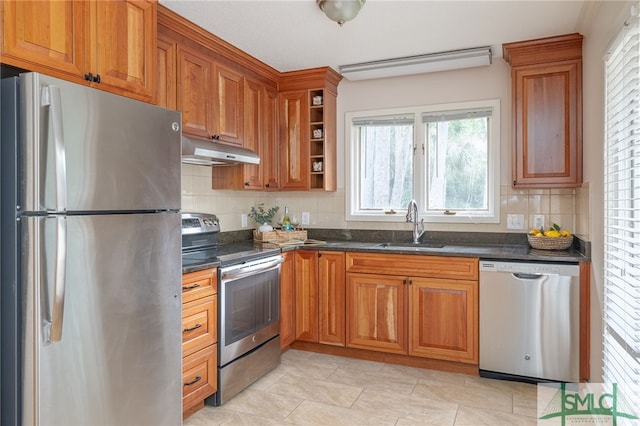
left=346, top=99, right=501, bottom=223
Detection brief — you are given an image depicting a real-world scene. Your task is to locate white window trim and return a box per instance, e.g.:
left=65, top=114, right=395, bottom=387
left=346, top=99, right=500, bottom=223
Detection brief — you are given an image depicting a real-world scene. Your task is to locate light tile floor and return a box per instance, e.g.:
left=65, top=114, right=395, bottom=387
left=185, top=349, right=538, bottom=425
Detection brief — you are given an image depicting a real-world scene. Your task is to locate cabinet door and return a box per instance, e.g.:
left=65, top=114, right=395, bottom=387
left=318, top=251, right=346, bottom=346
left=241, top=78, right=264, bottom=189
left=279, top=251, right=296, bottom=349
left=280, top=90, right=310, bottom=190
left=263, top=89, right=280, bottom=190
left=88, top=0, right=156, bottom=100
left=213, top=63, right=243, bottom=145
left=156, top=34, right=177, bottom=109
left=512, top=60, right=582, bottom=187
left=409, top=278, right=478, bottom=363
left=1, top=0, right=85, bottom=78
left=177, top=46, right=214, bottom=139
left=294, top=250, right=318, bottom=342
left=346, top=273, right=407, bottom=354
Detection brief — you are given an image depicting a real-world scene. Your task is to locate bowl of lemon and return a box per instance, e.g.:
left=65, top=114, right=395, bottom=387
left=527, top=223, right=573, bottom=250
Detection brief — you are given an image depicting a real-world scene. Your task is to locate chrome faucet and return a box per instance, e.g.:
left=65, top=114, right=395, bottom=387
left=406, top=199, right=424, bottom=244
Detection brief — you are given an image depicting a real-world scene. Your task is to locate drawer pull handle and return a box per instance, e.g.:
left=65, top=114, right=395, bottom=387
left=184, top=376, right=201, bottom=387
left=183, top=324, right=202, bottom=333
left=182, top=283, right=200, bottom=291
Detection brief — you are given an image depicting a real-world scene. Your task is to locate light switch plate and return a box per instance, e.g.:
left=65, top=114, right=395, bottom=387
left=241, top=214, right=248, bottom=228
left=301, top=212, right=310, bottom=225
left=533, top=214, right=545, bottom=230
left=507, top=214, right=525, bottom=230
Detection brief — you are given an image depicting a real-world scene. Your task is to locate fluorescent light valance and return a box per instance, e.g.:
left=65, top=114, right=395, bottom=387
left=340, top=47, right=492, bottom=81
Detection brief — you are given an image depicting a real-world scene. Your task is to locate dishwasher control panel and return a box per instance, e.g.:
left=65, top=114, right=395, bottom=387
left=480, top=261, right=579, bottom=276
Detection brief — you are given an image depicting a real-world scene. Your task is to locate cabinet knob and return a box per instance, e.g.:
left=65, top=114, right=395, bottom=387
left=84, top=73, right=93, bottom=82
left=212, top=135, right=220, bottom=140
left=244, top=182, right=250, bottom=187
left=93, top=74, right=101, bottom=83
left=265, top=183, right=270, bottom=188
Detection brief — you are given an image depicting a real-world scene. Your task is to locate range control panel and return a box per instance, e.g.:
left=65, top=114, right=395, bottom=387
left=181, top=213, right=220, bottom=235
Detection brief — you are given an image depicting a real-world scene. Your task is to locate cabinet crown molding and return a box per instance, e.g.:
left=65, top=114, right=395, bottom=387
left=503, top=33, right=583, bottom=67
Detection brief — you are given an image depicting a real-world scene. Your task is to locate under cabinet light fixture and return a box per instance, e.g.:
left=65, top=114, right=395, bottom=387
left=339, top=46, right=492, bottom=81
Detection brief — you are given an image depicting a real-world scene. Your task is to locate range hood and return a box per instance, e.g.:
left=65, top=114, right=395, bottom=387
left=181, top=136, right=260, bottom=166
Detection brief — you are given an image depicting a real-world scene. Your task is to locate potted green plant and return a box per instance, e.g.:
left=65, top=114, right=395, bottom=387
left=248, top=203, right=279, bottom=232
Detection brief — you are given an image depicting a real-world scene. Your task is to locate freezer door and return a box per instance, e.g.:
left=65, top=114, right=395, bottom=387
left=22, top=213, right=181, bottom=425
left=20, top=72, right=181, bottom=213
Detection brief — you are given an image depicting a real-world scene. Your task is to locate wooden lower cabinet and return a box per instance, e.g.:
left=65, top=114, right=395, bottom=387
left=408, top=278, right=478, bottom=363
left=181, top=268, right=218, bottom=418
left=291, top=250, right=346, bottom=346
left=280, top=251, right=296, bottom=349
left=345, top=253, right=479, bottom=364
left=346, top=273, right=407, bottom=354
left=318, top=251, right=346, bottom=346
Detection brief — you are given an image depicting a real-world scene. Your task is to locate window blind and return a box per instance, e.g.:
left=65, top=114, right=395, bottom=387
left=603, top=6, right=640, bottom=385
left=421, top=108, right=493, bottom=123
left=352, top=114, right=415, bottom=127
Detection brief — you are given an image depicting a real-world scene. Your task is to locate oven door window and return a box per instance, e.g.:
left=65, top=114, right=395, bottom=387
left=224, top=269, right=280, bottom=345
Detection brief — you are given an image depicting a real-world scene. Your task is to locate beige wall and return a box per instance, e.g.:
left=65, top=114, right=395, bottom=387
left=181, top=0, right=634, bottom=382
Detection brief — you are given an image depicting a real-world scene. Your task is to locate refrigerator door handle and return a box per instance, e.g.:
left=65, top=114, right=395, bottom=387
left=45, top=216, right=68, bottom=343
left=41, top=85, right=68, bottom=212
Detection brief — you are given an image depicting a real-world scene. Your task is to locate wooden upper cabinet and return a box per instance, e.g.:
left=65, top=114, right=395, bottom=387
left=156, top=34, right=177, bottom=110
left=177, top=46, right=214, bottom=139
left=279, top=67, right=342, bottom=192
left=88, top=0, right=156, bottom=100
left=263, top=89, right=280, bottom=191
left=279, top=90, right=310, bottom=190
left=1, top=0, right=84, bottom=76
left=239, top=77, right=263, bottom=189
left=213, top=63, right=244, bottom=146
left=1, top=0, right=157, bottom=102
left=503, top=33, right=583, bottom=188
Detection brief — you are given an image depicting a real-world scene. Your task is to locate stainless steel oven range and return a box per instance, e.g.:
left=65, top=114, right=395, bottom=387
left=180, top=213, right=283, bottom=406
left=215, top=254, right=283, bottom=405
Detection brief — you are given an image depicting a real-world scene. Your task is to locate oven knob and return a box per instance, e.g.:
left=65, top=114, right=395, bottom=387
left=252, top=336, right=256, bottom=343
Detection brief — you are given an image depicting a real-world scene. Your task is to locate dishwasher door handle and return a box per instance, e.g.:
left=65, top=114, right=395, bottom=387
left=512, top=273, right=544, bottom=280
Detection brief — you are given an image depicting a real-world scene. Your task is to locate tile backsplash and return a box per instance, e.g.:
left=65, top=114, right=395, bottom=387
left=182, top=164, right=589, bottom=240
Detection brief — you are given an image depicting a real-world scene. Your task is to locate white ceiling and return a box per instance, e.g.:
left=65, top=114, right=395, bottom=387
left=159, top=0, right=586, bottom=74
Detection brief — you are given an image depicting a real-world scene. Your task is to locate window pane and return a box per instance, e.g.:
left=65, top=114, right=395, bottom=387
left=358, top=124, right=413, bottom=210
left=426, top=117, right=489, bottom=211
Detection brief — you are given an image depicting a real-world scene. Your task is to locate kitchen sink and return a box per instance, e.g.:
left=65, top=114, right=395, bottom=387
left=373, top=242, right=445, bottom=250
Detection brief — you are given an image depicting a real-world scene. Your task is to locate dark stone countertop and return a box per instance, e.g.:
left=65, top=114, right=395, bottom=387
left=182, top=229, right=590, bottom=274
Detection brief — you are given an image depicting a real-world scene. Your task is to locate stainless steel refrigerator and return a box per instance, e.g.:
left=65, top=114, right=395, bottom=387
left=1, top=72, right=183, bottom=425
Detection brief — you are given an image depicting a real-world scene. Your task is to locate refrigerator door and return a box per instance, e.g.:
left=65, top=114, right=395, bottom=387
left=22, top=213, right=182, bottom=425
left=19, top=72, right=181, bottom=213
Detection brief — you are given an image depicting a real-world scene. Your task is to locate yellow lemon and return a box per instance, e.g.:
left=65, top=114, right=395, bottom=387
left=560, top=230, right=571, bottom=237
left=546, top=230, right=561, bottom=238
left=529, top=229, right=541, bottom=235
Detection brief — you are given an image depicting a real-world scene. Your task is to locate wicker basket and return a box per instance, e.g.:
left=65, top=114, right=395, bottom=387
left=253, top=229, right=307, bottom=243
left=527, top=234, right=573, bottom=250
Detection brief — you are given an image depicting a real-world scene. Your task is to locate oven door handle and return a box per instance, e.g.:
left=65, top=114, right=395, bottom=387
left=221, top=256, right=284, bottom=281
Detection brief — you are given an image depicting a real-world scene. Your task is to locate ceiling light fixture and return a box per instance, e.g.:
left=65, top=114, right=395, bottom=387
left=317, top=0, right=365, bottom=26
left=339, top=47, right=493, bottom=81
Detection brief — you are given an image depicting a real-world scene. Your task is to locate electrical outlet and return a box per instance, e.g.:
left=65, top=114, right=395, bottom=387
left=301, top=212, right=310, bottom=225
left=533, top=215, right=545, bottom=230
left=241, top=214, right=248, bottom=228
left=506, top=214, right=525, bottom=230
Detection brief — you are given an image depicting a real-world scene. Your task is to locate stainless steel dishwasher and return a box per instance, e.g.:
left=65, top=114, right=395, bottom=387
left=479, top=260, right=580, bottom=383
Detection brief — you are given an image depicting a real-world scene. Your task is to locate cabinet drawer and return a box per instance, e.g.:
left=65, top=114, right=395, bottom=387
left=182, top=295, right=217, bottom=357
left=182, top=344, right=217, bottom=411
left=346, top=253, right=478, bottom=280
left=182, top=268, right=217, bottom=303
